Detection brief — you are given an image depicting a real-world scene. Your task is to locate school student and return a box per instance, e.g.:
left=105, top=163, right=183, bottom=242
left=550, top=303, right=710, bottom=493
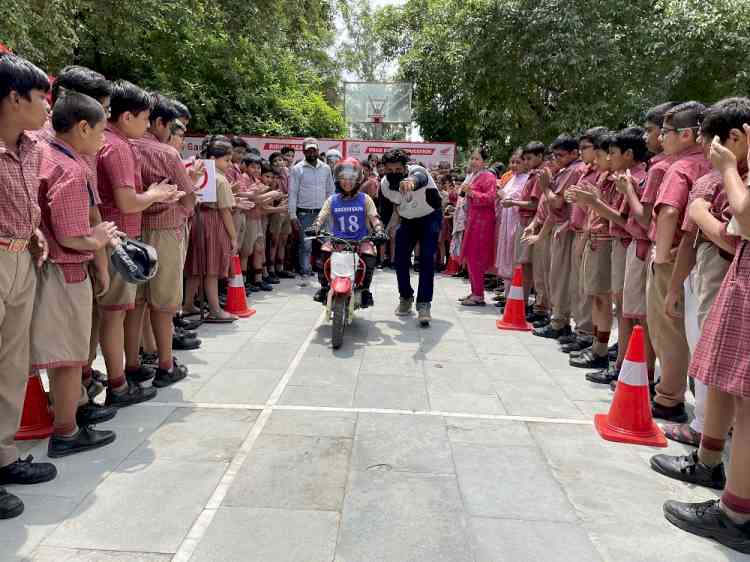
left=533, top=135, right=586, bottom=338
left=96, top=80, right=179, bottom=406
left=0, top=53, right=57, bottom=520
left=32, top=92, right=119, bottom=457
left=267, top=151, right=292, bottom=281
left=184, top=136, right=242, bottom=322
left=648, top=101, right=711, bottom=423
left=130, top=94, right=197, bottom=387
left=504, top=141, right=544, bottom=316
left=661, top=116, right=750, bottom=556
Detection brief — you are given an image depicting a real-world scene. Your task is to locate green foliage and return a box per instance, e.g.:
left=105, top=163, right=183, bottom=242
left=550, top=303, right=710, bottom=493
left=375, top=0, right=750, bottom=159
left=0, top=0, right=346, bottom=137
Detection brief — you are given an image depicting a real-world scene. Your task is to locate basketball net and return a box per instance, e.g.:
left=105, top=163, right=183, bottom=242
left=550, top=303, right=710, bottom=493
left=368, top=97, right=386, bottom=124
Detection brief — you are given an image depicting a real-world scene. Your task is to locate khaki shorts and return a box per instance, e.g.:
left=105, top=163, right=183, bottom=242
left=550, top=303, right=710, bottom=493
left=694, top=242, right=731, bottom=329
left=269, top=213, right=292, bottom=236
left=513, top=225, right=532, bottom=265
left=622, top=241, right=647, bottom=319
left=99, top=245, right=137, bottom=311
left=136, top=228, right=185, bottom=313
left=233, top=212, right=247, bottom=248
left=583, top=238, right=612, bottom=296
left=241, top=217, right=265, bottom=255
left=532, top=235, right=551, bottom=310
left=31, top=263, right=92, bottom=369
left=611, top=240, right=628, bottom=294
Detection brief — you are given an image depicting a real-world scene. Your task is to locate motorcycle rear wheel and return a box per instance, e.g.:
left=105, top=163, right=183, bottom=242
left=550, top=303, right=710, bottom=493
left=331, top=294, right=348, bottom=349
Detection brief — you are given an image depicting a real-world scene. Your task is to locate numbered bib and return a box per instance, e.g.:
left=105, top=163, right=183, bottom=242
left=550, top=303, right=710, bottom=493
left=331, top=193, right=369, bottom=240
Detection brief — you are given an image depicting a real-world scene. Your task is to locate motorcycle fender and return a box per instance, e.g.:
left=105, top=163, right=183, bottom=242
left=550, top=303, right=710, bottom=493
left=331, top=276, right=352, bottom=295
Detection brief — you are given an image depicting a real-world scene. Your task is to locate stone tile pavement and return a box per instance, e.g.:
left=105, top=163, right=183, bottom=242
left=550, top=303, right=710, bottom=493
left=3, top=271, right=748, bottom=561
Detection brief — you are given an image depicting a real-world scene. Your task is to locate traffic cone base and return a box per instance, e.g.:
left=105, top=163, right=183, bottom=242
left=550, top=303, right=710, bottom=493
left=15, top=374, right=54, bottom=441
left=224, top=255, right=256, bottom=318
left=594, top=326, right=667, bottom=448
left=497, top=266, right=532, bottom=331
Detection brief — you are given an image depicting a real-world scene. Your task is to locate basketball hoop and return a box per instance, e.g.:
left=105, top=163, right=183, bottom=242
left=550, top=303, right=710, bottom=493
left=368, top=97, right=387, bottom=124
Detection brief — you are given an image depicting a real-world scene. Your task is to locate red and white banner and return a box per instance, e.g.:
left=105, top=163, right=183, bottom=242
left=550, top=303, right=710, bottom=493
left=344, top=140, right=455, bottom=169
left=182, top=136, right=456, bottom=168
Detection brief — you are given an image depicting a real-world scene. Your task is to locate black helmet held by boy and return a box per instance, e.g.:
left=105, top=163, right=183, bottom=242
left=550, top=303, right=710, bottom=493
left=110, top=238, right=159, bottom=284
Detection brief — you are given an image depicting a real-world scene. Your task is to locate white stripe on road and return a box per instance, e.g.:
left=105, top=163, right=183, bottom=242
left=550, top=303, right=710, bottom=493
left=172, top=310, right=325, bottom=562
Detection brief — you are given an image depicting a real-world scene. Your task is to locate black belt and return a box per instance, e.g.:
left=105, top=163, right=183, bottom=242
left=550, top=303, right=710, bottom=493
left=297, top=208, right=320, bottom=214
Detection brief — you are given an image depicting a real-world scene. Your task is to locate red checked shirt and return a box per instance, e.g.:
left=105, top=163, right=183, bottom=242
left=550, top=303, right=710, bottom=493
left=649, top=145, right=711, bottom=245
left=548, top=160, right=586, bottom=224
left=588, top=172, right=616, bottom=240
left=611, top=163, right=647, bottom=240
left=132, top=132, right=195, bottom=233
left=518, top=171, right=542, bottom=225
left=0, top=132, right=42, bottom=239
left=34, top=119, right=101, bottom=205
left=38, top=139, right=95, bottom=282
left=571, top=164, right=597, bottom=232
left=225, top=163, right=242, bottom=185
left=97, top=125, right=143, bottom=238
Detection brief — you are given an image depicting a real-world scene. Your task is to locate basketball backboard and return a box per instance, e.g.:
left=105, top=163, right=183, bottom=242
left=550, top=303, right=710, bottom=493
left=344, top=82, right=412, bottom=124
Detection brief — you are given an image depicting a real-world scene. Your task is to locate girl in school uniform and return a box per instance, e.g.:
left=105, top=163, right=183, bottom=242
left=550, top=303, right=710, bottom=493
left=184, top=135, right=250, bottom=322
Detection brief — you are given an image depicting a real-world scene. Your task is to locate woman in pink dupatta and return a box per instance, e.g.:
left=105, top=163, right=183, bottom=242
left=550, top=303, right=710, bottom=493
left=495, top=149, right=528, bottom=286
left=459, top=148, right=498, bottom=305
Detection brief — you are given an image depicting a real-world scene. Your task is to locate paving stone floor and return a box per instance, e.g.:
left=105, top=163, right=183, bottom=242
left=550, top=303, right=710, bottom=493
left=3, top=271, right=748, bottom=561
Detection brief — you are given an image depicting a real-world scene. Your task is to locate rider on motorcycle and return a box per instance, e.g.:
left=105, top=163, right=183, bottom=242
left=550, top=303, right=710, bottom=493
left=308, top=158, right=386, bottom=308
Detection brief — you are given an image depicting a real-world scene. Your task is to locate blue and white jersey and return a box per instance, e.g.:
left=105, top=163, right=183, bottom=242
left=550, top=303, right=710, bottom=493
left=331, top=192, right=369, bottom=240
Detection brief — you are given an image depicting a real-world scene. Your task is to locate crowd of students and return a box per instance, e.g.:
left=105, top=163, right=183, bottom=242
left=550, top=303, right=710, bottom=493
left=436, top=99, right=750, bottom=553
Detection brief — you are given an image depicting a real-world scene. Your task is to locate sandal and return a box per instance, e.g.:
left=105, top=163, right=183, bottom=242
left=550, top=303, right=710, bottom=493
left=663, top=422, right=702, bottom=447
left=460, top=297, right=486, bottom=307
left=458, top=294, right=473, bottom=303
left=204, top=313, right=237, bottom=324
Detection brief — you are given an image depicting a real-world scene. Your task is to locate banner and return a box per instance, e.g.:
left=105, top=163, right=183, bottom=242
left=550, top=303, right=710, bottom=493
left=344, top=140, right=456, bottom=169
left=182, top=136, right=343, bottom=165
left=182, top=136, right=456, bottom=169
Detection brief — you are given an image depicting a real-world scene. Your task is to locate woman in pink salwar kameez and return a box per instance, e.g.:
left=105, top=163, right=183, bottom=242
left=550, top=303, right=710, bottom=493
left=495, top=149, right=528, bottom=286
left=460, top=148, right=498, bottom=305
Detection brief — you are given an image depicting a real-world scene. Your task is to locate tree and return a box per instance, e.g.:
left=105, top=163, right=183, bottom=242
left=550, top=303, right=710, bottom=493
left=0, top=0, right=346, bottom=137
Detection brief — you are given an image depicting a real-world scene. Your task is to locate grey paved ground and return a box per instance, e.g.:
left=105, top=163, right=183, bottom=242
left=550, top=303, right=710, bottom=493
left=4, top=271, right=748, bottom=561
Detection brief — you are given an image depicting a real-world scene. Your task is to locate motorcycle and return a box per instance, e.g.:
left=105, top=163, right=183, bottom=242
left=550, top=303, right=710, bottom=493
left=305, top=230, right=386, bottom=349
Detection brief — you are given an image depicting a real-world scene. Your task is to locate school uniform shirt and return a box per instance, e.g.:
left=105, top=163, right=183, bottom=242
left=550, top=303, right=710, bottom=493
left=588, top=172, right=616, bottom=240
left=237, top=173, right=264, bottom=219
left=225, top=162, right=242, bottom=185
left=649, top=145, right=711, bottom=245
left=517, top=172, right=542, bottom=225
left=97, top=125, right=144, bottom=238
left=610, top=163, right=647, bottom=240
left=132, top=131, right=195, bottom=235
left=571, top=164, right=597, bottom=232
left=681, top=169, right=742, bottom=252
left=34, top=118, right=101, bottom=205
left=0, top=132, right=42, bottom=239
left=548, top=160, right=586, bottom=224
left=37, top=139, right=94, bottom=283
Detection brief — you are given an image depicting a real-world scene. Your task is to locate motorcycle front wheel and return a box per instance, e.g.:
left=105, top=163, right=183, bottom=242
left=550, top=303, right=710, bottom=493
left=331, top=294, right=348, bottom=349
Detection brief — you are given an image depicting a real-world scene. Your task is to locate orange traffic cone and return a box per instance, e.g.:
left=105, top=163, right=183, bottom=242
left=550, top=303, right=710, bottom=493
left=443, top=256, right=461, bottom=276
left=15, top=374, right=54, bottom=441
left=496, top=266, right=531, bottom=331
left=224, top=255, right=256, bottom=318
left=595, top=326, right=667, bottom=447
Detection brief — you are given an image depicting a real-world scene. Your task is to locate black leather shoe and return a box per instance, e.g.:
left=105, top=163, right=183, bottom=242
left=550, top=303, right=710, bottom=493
left=174, top=315, right=202, bottom=331
left=609, top=343, right=619, bottom=361
left=361, top=290, right=374, bottom=309
left=650, top=451, right=726, bottom=490
left=264, top=274, right=281, bottom=285
left=253, top=282, right=273, bottom=292
left=0, top=488, right=23, bottom=519
left=105, top=383, right=157, bottom=408
left=569, top=345, right=593, bottom=358
left=561, top=337, right=594, bottom=354
left=557, top=333, right=578, bottom=345
left=175, top=326, right=198, bottom=339
left=0, top=456, right=57, bottom=485
left=125, top=365, right=155, bottom=387
left=533, top=324, right=571, bottom=339
left=48, top=426, right=117, bottom=459
left=586, top=365, right=619, bottom=384
left=140, top=351, right=158, bottom=368
left=313, top=288, right=328, bottom=303
left=76, top=402, right=117, bottom=426
left=652, top=401, right=688, bottom=423
left=153, top=364, right=188, bottom=388
left=663, top=499, right=750, bottom=554
left=277, top=271, right=295, bottom=279
left=570, top=349, right=609, bottom=369
left=172, top=333, right=201, bottom=351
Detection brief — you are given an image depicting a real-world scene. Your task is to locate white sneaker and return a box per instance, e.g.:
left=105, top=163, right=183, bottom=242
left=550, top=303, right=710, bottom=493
left=416, top=303, right=432, bottom=326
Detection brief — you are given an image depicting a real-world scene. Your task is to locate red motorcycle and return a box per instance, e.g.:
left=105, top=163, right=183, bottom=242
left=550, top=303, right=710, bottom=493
left=306, top=230, right=384, bottom=349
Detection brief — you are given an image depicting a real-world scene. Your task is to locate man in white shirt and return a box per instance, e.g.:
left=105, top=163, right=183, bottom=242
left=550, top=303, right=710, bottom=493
left=289, top=138, right=335, bottom=276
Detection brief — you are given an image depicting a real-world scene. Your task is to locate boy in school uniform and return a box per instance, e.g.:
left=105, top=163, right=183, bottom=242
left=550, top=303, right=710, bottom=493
left=533, top=135, right=586, bottom=339
left=504, top=141, right=545, bottom=319
left=97, top=80, right=180, bottom=407
left=0, top=53, right=57, bottom=520
left=32, top=92, right=120, bottom=458
left=129, top=94, right=195, bottom=388
left=648, top=101, right=711, bottom=423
